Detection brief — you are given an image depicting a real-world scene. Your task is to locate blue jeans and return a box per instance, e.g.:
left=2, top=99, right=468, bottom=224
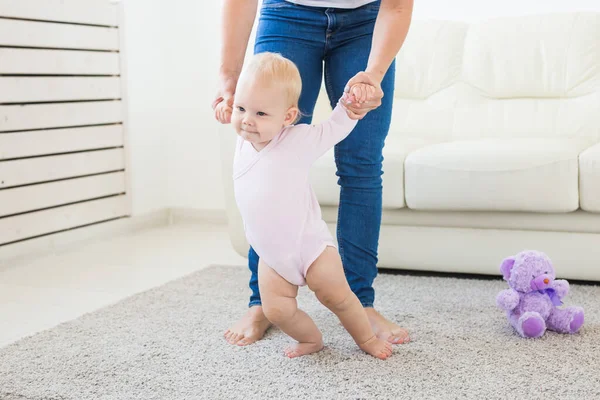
left=248, top=0, right=395, bottom=308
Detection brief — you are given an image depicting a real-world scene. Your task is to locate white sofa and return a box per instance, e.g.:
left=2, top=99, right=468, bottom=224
left=219, top=12, right=600, bottom=281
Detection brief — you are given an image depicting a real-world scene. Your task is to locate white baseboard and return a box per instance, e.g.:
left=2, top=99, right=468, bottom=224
left=0, top=207, right=225, bottom=268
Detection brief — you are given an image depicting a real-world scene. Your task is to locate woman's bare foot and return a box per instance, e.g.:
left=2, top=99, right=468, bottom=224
left=283, top=340, right=324, bottom=358
left=359, top=335, right=393, bottom=360
left=365, top=308, right=410, bottom=345
left=223, top=306, right=272, bottom=346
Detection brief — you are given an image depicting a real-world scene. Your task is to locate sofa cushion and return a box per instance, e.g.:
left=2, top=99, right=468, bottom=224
left=394, top=20, right=467, bottom=99
left=404, top=138, right=594, bottom=212
left=310, top=137, right=441, bottom=209
left=463, top=13, right=600, bottom=99
left=580, top=143, right=600, bottom=213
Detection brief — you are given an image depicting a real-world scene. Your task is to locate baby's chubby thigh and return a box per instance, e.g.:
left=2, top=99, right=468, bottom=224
left=305, top=246, right=352, bottom=310
left=257, top=258, right=300, bottom=326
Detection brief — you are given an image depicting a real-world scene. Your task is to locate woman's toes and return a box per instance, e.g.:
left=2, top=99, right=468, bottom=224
left=284, top=348, right=296, bottom=358
left=237, top=337, right=253, bottom=346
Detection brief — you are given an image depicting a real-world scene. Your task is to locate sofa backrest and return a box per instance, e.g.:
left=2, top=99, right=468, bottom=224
left=392, top=12, right=600, bottom=141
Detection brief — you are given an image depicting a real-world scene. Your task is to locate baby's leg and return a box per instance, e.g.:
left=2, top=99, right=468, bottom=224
left=306, top=247, right=392, bottom=360
left=258, top=260, right=324, bottom=358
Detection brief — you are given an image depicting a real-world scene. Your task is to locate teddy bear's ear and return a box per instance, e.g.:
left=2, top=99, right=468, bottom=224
left=500, top=257, right=516, bottom=280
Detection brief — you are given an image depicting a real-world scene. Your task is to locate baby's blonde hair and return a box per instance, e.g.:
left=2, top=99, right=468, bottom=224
left=240, top=52, right=302, bottom=109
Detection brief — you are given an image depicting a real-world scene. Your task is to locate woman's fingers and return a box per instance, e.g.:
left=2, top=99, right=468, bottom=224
left=214, top=102, right=232, bottom=124
left=212, top=96, right=224, bottom=110
left=344, top=71, right=379, bottom=93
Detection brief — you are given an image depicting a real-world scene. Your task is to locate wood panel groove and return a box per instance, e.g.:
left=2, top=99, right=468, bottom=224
left=0, top=101, right=123, bottom=132
left=0, top=196, right=129, bottom=245
left=1, top=99, right=121, bottom=106
left=0, top=48, right=120, bottom=75
left=0, top=16, right=117, bottom=28
left=0, top=148, right=125, bottom=188
left=0, top=172, right=126, bottom=217
left=0, top=1, right=119, bottom=27
left=0, top=122, right=122, bottom=135
left=0, top=148, right=123, bottom=162
left=0, top=170, right=126, bottom=191
left=0, top=18, right=119, bottom=50
left=0, top=45, right=119, bottom=53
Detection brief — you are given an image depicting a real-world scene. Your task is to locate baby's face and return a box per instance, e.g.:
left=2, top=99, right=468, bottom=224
left=232, top=77, right=297, bottom=146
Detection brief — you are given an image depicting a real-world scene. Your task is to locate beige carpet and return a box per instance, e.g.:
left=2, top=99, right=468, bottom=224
left=1, top=265, right=599, bottom=400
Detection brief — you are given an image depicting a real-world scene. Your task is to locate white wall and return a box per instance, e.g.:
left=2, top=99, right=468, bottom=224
left=122, top=0, right=229, bottom=215
left=161, top=1, right=227, bottom=212
left=121, top=0, right=170, bottom=216
left=123, top=0, right=600, bottom=215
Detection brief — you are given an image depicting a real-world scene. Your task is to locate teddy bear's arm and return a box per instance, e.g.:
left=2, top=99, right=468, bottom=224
left=551, top=279, right=569, bottom=299
left=496, top=288, right=520, bottom=311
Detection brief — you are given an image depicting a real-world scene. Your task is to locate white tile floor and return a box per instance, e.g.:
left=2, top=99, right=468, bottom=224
left=0, top=222, right=246, bottom=348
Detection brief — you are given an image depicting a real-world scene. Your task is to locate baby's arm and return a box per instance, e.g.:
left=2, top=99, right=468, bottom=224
left=294, top=82, right=377, bottom=164
left=298, top=101, right=358, bottom=164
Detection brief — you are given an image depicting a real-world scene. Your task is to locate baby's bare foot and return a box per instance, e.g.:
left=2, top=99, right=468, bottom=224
left=359, top=335, right=393, bottom=360
left=365, top=308, right=410, bottom=345
left=283, top=341, right=324, bottom=358
left=223, top=306, right=272, bottom=346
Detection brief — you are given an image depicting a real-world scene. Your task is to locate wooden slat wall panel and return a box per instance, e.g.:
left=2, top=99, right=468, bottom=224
left=0, top=149, right=125, bottom=188
left=0, top=19, right=119, bottom=50
left=0, top=77, right=121, bottom=103
left=0, top=125, right=124, bottom=160
left=0, top=0, right=131, bottom=247
left=0, top=172, right=126, bottom=217
left=0, top=196, right=129, bottom=245
left=0, top=48, right=120, bottom=75
left=0, top=101, right=122, bottom=132
left=0, top=0, right=118, bottom=26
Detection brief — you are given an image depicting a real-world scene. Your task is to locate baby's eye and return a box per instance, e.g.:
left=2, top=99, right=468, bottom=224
left=237, top=106, right=245, bottom=112
left=257, top=111, right=267, bottom=117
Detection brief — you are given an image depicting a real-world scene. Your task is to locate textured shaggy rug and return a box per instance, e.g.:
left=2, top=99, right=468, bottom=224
left=1, top=265, right=599, bottom=400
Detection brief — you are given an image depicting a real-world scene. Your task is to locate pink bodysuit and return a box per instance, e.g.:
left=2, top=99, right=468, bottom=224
left=233, top=103, right=357, bottom=286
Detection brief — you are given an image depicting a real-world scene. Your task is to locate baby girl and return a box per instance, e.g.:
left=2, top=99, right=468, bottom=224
left=215, top=52, right=391, bottom=360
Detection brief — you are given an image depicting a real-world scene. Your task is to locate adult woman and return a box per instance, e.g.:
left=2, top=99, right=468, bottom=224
left=213, top=0, right=413, bottom=346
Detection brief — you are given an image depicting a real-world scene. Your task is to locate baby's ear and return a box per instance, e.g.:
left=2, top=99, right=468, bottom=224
left=500, top=257, right=516, bottom=280
left=284, top=106, right=299, bottom=125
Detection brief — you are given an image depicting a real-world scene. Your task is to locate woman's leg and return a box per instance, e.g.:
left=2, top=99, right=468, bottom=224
left=225, top=0, right=327, bottom=346
left=322, top=3, right=409, bottom=344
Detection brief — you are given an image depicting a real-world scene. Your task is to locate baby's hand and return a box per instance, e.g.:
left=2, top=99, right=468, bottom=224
left=348, top=83, right=376, bottom=104
left=214, top=101, right=233, bottom=124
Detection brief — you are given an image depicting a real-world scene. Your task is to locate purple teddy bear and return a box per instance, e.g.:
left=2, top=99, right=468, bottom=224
left=496, top=250, right=584, bottom=338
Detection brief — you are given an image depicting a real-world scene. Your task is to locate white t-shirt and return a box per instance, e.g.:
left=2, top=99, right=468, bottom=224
left=285, top=0, right=377, bottom=8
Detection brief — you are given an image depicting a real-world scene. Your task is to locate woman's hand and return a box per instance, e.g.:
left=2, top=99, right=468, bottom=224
left=341, top=71, right=384, bottom=120
left=212, top=74, right=237, bottom=124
